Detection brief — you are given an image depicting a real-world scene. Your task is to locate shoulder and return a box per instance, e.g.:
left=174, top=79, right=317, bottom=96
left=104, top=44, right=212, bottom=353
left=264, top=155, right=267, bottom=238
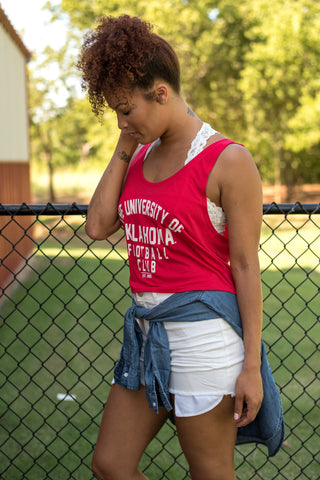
left=206, top=133, right=254, bottom=167
left=219, top=143, right=262, bottom=214
left=212, top=141, right=262, bottom=211
left=219, top=142, right=254, bottom=167
left=215, top=142, right=259, bottom=185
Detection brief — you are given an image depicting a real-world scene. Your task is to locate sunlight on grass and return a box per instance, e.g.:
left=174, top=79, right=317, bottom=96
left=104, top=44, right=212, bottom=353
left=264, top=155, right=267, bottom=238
left=35, top=232, right=318, bottom=270
left=35, top=246, right=128, bottom=260
left=31, top=165, right=103, bottom=203
left=260, top=219, right=320, bottom=270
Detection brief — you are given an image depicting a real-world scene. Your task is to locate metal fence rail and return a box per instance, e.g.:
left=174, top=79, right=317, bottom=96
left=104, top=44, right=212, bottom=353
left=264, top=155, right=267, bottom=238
left=0, top=203, right=319, bottom=480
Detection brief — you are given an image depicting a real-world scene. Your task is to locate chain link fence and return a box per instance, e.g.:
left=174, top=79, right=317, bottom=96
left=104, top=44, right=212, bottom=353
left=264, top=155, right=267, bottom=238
left=0, top=202, right=319, bottom=480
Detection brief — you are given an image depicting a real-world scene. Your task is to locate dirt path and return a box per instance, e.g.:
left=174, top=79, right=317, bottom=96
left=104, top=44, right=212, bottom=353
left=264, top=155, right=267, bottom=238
left=263, top=184, right=320, bottom=203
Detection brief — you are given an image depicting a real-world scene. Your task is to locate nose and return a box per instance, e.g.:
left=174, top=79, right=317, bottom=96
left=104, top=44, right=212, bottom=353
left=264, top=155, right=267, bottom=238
left=117, top=113, right=128, bottom=130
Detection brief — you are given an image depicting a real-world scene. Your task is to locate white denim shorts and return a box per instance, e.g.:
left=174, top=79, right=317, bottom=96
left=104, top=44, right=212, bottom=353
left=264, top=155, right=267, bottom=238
left=135, top=292, right=245, bottom=417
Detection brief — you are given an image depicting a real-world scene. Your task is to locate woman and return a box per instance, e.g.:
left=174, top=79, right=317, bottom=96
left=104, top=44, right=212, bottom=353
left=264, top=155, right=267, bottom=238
left=77, top=14, right=284, bottom=480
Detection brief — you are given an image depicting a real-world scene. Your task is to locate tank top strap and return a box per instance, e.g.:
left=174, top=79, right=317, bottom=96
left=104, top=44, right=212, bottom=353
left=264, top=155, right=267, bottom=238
left=190, top=138, right=235, bottom=174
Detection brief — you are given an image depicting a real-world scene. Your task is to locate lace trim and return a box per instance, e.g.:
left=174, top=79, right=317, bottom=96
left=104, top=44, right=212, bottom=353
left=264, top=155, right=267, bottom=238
left=206, top=199, right=227, bottom=234
left=145, top=123, right=217, bottom=163
left=143, top=122, right=226, bottom=233
left=185, top=122, right=218, bottom=165
left=184, top=123, right=226, bottom=234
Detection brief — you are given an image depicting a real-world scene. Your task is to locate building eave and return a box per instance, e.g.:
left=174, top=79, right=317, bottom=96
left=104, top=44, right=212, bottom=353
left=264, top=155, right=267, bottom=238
left=0, top=4, right=32, bottom=61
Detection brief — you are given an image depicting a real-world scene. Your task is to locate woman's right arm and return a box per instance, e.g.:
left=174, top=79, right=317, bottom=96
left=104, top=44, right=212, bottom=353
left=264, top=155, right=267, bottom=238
left=85, top=132, right=139, bottom=240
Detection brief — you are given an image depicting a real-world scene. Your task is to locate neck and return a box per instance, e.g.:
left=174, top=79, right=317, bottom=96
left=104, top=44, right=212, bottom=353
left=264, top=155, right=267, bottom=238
left=159, top=95, right=202, bottom=147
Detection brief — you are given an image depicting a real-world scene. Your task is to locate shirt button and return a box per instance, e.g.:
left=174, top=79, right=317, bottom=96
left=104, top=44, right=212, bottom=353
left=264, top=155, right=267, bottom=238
left=152, top=402, right=156, bottom=407
left=124, top=373, right=128, bottom=377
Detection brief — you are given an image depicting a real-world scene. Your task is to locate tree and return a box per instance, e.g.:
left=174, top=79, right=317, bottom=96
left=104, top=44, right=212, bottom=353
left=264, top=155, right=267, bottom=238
left=43, top=0, right=320, bottom=200
left=239, top=0, right=320, bottom=200
left=28, top=69, right=62, bottom=202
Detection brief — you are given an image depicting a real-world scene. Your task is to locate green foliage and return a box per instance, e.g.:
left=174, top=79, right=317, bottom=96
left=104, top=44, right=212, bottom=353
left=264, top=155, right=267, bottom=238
left=29, top=49, right=119, bottom=199
left=238, top=0, right=320, bottom=187
left=31, top=0, right=320, bottom=201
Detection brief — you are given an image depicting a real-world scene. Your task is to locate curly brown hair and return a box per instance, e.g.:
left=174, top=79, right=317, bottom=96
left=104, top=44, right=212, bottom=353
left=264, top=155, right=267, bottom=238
left=77, top=15, right=181, bottom=118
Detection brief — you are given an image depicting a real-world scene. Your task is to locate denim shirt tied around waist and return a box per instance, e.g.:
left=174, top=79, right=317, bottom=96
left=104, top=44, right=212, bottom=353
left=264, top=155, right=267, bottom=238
left=113, top=290, right=284, bottom=456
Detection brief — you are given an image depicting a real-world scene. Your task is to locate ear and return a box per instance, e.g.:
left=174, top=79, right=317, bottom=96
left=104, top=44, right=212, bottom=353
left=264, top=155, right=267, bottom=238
left=154, top=83, right=169, bottom=105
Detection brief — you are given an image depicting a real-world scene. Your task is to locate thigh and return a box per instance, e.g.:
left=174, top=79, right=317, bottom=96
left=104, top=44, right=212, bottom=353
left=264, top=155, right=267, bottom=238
left=93, top=384, right=169, bottom=474
left=175, top=395, right=237, bottom=480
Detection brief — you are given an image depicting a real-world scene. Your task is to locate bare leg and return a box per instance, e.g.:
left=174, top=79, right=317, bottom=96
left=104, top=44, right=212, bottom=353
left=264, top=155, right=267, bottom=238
left=175, top=395, right=237, bottom=480
left=92, top=384, right=169, bottom=480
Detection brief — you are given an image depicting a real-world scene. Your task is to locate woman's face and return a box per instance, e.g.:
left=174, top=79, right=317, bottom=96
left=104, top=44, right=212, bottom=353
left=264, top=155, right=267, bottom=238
left=109, top=88, right=167, bottom=145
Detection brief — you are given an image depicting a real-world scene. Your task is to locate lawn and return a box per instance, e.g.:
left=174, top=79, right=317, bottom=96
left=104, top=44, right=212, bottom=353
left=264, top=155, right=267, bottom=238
left=0, top=216, right=319, bottom=479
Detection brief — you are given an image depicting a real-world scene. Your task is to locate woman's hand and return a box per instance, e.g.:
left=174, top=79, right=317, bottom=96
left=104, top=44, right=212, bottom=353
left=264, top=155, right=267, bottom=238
left=233, top=366, right=263, bottom=427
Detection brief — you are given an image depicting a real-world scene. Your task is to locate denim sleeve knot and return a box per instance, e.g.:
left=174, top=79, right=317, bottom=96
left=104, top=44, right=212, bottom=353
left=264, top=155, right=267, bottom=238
left=112, top=290, right=284, bottom=457
left=114, top=291, right=222, bottom=412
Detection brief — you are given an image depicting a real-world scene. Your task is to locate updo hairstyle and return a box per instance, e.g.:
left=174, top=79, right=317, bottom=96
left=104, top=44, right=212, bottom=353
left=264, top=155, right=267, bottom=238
left=77, top=15, right=181, bottom=118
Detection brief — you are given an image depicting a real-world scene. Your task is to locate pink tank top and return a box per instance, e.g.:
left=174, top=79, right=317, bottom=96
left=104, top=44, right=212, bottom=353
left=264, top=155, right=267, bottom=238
left=118, top=138, right=236, bottom=294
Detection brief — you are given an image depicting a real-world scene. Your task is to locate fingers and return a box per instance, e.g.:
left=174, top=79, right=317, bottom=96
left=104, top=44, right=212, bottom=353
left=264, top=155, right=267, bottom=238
left=234, top=400, right=257, bottom=427
left=234, top=386, right=263, bottom=427
left=233, top=369, right=263, bottom=427
left=233, top=393, right=244, bottom=424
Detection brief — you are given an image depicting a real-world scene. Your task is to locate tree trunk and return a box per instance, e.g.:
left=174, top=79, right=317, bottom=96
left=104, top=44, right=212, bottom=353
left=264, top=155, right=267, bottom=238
left=43, top=152, right=55, bottom=203
left=48, top=154, right=55, bottom=203
left=274, top=153, right=282, bottom=203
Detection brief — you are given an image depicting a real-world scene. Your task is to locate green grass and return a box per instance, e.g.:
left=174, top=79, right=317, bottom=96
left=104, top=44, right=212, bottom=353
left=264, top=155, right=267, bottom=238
left=1, top=220, right=320, bottom=479
left=31, top=164, right=103, bottom=204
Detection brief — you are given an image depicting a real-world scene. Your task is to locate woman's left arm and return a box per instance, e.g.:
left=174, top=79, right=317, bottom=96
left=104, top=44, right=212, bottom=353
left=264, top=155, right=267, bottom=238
left=218, top=144, right=264, bottom=427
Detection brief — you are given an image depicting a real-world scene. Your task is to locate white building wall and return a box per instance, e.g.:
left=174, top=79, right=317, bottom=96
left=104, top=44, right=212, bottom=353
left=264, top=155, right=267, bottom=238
left=0, top=23, right=29, bottom=162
